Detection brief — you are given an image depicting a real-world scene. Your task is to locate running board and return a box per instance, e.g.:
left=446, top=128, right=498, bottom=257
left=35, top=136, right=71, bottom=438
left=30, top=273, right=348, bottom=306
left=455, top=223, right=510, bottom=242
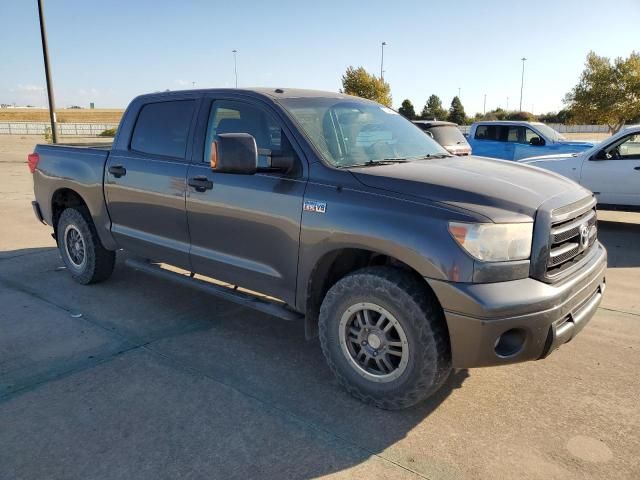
left=124, top=258, right=303, bottom=322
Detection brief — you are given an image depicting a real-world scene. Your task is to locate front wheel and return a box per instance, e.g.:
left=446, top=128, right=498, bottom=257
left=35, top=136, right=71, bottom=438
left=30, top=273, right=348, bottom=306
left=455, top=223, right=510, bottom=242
left=319, top=266, right=451, bottom=410
left=57, top=208, right=115, bottom=284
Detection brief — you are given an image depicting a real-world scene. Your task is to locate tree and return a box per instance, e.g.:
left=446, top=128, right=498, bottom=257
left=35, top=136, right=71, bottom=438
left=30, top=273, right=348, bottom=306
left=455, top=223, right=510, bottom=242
left=538, top=109, right=574, bottom=124
left=506, top=111, right=536, bottom=121
left=420, top=94, right=447, bottom=120
left=564, top=51, right=640, bottom=133
left=447, top=96, right=467, bottom=125
left=398, top=99, right=416, bottom=120
left=341, top=66, right=392, bottom=107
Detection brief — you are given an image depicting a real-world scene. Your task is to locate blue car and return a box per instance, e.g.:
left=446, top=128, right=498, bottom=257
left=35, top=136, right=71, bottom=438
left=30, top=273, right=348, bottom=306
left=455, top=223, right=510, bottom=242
left=467, top=121, right=595, bottom=160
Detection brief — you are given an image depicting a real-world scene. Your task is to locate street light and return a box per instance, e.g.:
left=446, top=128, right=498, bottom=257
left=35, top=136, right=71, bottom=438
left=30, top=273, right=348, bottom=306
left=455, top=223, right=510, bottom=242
left=37, top=0, right=57, bottom=143
left=380, top=42, right=387, bottom=80
left=232, top=49, right=238, bottom=88
left=519, top=57, right=527, bottom=112
left=483, top=94, right=487, bottom=114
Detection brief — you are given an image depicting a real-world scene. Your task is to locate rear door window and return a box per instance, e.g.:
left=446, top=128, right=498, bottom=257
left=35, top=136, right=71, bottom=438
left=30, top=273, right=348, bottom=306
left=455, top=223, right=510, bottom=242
left=475, top=125, right=497, bottom=140
left=130, top=100, right=195, bottom=158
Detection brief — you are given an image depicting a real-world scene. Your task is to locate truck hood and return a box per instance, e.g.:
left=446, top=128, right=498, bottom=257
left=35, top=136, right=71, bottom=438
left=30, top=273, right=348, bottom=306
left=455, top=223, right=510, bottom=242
left=349, top=156, right=585, bottom=222
left=556, top=139, right=596, bottom=147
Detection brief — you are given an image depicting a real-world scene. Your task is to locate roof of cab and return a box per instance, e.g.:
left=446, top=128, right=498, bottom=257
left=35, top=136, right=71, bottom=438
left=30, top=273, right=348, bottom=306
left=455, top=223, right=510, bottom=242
left=472, top=120, right=542, bottom=126
left=134, top=87, right=359, bottom=102
left=413, top=120, right=458, bottom=127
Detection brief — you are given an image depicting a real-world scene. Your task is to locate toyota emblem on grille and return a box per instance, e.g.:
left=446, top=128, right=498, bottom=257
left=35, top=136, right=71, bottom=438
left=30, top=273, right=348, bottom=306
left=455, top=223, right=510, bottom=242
left=579, top=224, right=590, bottom=249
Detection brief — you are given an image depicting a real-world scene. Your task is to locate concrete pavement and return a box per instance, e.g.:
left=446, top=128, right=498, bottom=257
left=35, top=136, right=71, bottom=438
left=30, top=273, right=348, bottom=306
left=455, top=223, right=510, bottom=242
left=1, top=135, right=639, bottom=479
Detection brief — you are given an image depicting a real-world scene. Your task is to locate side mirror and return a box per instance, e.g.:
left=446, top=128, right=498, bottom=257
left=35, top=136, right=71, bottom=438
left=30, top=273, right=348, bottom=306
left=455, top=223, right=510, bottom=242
left=211, top=133, right=258, bottom=174
left=530, top=136, right=545, bottom=146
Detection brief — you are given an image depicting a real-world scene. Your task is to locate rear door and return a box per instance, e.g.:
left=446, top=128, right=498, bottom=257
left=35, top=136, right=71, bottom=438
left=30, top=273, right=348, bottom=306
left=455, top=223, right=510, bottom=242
left=185, top=96, right=307, bottom=304
left=581, top=132, right=640, bottom=207
left=471, top=125, right=515, bottom=159
left=105, top=97, right=199, bottom=268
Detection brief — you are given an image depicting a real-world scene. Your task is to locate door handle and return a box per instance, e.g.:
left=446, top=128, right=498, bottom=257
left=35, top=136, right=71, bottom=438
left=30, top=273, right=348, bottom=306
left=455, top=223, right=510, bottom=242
left=634, top=166, right=640, bottom=171
left=108, top=165, right=127, bottom=178
left=188, top=176, right=213, bottom=192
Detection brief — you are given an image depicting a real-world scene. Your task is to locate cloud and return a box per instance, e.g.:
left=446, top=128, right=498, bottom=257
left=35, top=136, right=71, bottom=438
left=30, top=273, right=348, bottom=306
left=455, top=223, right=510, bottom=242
left=15, top=84, right=45, bottom=92
left=77, top=88, right=99, bottom=97
left=175, top=79, right=190, bottom=87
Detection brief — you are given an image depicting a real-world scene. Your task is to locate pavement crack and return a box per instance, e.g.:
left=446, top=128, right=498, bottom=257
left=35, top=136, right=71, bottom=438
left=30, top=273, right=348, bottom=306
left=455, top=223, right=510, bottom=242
left=599, top=306, right=640, bottom=318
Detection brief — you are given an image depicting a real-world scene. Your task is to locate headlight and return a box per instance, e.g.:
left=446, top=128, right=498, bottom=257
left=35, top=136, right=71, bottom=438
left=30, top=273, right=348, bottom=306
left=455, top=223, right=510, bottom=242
left=448, top=222, right=533, bottom=262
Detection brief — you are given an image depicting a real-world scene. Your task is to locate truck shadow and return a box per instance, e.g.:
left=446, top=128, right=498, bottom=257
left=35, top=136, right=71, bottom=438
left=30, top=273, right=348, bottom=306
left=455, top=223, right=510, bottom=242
left=597, top=220, right=640, bottom=268
left=0, top=246, right=469, bottom=478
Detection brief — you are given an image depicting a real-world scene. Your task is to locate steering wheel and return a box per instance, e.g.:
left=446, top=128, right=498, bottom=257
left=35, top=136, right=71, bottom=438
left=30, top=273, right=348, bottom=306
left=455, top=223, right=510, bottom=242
left=607, top=147, right=622, bottom=160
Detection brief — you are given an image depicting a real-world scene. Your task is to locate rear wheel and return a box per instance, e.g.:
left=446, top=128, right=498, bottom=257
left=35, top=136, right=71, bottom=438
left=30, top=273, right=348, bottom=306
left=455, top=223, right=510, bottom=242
left=57, top=208, right=115, bottom=284
left=319, top=266, right=451, bottom=409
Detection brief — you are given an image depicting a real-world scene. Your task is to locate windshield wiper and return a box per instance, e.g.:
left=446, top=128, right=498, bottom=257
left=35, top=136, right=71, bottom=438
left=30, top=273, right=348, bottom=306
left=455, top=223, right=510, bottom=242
left=411, top=153, right=453, bottom=160
left=346, top=158, right=409, bottom=168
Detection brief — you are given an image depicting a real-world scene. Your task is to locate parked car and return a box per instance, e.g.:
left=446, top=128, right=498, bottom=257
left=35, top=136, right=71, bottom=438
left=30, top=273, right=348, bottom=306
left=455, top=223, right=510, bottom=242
left=521, top=126, right=640, bottom=211
left=413, top=120, right=471, bottom=155
left=467, top=121, right=595, bottom=160
left=29, top=88, right=606, bottom=409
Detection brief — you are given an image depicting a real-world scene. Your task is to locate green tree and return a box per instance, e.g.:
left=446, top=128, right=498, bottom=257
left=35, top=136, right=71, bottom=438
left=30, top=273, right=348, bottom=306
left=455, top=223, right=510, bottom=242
left=538, top=109, right=574, bottom=124
left=420, top=94, right=447, bottom=120
left=447, top=96, right=467, bottom=125
left=564, top=51, right=640, bottom=133
left=506, top=111, right=536, bottom=121
left=341, top=66, right=392, bottom=107
left=398, top=99, right=416, bottom=120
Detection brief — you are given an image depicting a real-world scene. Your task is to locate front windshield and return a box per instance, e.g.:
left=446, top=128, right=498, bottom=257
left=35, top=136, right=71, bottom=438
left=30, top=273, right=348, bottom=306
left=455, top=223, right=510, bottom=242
left=279, top=97, right=449, bottom=167
left=533, top=123, right=566, bottom=142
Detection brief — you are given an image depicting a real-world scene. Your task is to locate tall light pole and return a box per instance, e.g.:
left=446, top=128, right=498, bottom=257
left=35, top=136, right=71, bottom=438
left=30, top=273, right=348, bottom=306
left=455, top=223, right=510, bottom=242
left=232, top=49, right=238, bottom=88
left=483, top=94, right=487, bottom=114
left=506, top=96, right=509, bottom=110
left=458, top=87, right=461, bottom=99
left=519, top=57, right=527, bottom=112
left=37, top=0, right=57, bottom=143
left=380, top=42, right=387, bottom=80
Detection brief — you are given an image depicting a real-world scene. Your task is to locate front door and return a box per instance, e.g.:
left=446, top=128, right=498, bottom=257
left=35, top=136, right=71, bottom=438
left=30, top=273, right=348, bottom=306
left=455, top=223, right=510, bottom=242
left=185, top=98, right=307, bottom=304
left=581, top=132, right=640, bottom=207
left=105, top=98, right=198, bottom=268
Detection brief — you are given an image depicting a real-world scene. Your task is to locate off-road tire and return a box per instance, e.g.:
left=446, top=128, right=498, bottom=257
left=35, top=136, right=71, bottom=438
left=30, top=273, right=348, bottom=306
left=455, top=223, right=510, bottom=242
left=57, top=207, right=115, bottom=284
left=319, top=266, right=451, bottom=410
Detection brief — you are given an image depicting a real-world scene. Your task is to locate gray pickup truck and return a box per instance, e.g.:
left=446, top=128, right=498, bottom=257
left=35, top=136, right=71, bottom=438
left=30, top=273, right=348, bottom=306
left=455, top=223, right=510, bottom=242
left=30, top=89, right=607, bottom=409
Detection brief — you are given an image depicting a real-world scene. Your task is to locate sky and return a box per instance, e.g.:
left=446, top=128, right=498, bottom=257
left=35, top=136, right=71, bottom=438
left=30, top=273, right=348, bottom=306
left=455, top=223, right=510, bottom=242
left=1, top=0, right=639, bottom=115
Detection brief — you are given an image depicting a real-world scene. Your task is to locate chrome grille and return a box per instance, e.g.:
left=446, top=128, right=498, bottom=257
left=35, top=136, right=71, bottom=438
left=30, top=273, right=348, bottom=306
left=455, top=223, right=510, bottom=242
left=546, top=206, right=597, bottom=277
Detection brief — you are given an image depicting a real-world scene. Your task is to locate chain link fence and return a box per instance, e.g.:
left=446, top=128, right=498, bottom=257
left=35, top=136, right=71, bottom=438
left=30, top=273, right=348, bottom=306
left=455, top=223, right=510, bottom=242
left=0, top=122, right=118, bottom=136
left=457, top=124, right=610, bottom=135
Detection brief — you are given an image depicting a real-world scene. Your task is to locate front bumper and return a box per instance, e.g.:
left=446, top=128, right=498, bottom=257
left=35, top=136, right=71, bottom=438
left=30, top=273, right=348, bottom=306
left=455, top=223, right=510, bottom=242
left=428, top=242, right=607, bottom=368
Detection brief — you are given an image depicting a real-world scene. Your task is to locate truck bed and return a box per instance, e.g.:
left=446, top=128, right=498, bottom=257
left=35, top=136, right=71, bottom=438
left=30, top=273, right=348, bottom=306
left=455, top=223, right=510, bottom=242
left=32, top=143, right=114, bottom=248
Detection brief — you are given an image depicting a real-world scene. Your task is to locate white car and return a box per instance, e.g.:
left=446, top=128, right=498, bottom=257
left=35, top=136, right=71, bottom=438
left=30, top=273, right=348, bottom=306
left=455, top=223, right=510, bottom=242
left=521, top=126, right=640, bottom=210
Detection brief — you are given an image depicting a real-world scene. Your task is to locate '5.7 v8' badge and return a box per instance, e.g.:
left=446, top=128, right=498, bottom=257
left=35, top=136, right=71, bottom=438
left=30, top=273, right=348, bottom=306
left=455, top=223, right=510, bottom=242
left=303, top=200, right=327, bottom=214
